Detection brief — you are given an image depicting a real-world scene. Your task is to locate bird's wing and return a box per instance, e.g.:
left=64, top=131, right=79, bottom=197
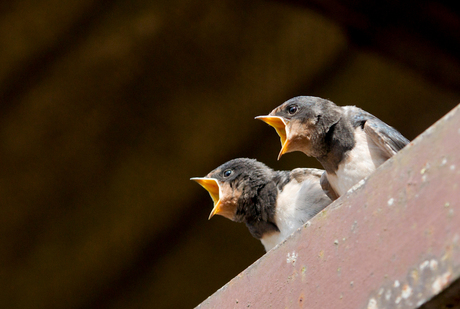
left=348, top=107, right=410, bottom=158
left=320, top=172, right=339, bottom=201
left=289, top=168, right=324, bottom=183
left=363, top=118, right=409, bottom=157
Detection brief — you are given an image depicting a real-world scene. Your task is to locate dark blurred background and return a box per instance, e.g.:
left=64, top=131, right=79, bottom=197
left=1, top=0, right=459, bottom=308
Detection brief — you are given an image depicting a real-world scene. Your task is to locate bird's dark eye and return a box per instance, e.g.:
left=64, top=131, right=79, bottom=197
left=223, top=169, right=232, bottom=177
left=287, top=105, right=298, bottom=115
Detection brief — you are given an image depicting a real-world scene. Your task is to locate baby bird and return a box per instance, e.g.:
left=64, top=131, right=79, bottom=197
left=257, top=96, right=409, bottom=200
left=191, top=158, right=332, bottom=251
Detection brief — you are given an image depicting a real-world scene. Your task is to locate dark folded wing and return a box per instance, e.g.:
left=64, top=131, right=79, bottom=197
left=364, top=117, right=409, bottom=157
left=349, top=107, right=410, bottom=158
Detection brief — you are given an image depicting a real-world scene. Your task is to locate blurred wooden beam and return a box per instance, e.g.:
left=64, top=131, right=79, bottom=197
left=196, top=103, right=460, bottom=308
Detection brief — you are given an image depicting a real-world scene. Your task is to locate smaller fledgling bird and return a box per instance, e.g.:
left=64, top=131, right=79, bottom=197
left=256, top=96, right=409, bottom=200
left=191, top=158, right=332, bottom=251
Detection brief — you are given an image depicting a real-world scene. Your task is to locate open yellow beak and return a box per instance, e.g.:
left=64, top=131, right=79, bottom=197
left=190, top=177, right=223, bottom=219
left=255, top=115, right=290, bottom=160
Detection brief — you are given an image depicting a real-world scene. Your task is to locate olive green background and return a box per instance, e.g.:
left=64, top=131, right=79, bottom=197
left=1, top=0, right=459, bottom=308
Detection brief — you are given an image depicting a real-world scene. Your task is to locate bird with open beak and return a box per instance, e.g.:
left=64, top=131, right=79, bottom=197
left=191, top=158, right=332, bottom=251
left=256, top=96, right=409, bottom=200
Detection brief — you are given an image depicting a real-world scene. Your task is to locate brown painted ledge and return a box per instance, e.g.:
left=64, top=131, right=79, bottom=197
left=196, top=103, right=460, bottom=309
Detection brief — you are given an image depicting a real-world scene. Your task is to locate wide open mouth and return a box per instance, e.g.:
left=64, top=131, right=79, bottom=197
left=255, top=115, right=287, bottom=145
left=255, top=115, right=290, bottom=159
left=190, top=177, right=222, bottom=219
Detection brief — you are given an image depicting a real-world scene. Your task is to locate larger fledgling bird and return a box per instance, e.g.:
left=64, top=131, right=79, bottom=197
left=191, top=158, right=332, bottom=251
left=256, top=96, right=409, bottom=200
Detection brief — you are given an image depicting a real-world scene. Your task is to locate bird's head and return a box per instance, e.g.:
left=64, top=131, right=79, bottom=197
left=256, top=96, right=341, bottom=159
left=191, top=158, right=273, bottom=221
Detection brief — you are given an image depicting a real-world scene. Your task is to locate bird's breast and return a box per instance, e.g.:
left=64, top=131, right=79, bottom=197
left=260, top=231, right=283, bottom=251
left=262, top=178, right=327, bottom=251
left=328, top=128, right=387, bottom=196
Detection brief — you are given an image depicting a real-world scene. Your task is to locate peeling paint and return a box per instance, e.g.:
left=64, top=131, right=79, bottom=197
left=367, top=298, right=378, bottom=309
left=416, top=299, right=426, bottom=307
left=429, top=259, right=438, bottom=271
left=432, top=272, right=452, bottom=294
left=401, top=284, right=412, bottom=299
left=385, top=289, right=391, bottom=301
left=318, top=250, right=324, bottom=259
left=410, top=269, right=418, bottom=283
left=301, top=265, right=307, bottom=282
left=441, top=157, right=447, bottom=166
left=286, top=251, right=298, bottom=265
left=301, top=266, right=307, bottom=273
left=420, top=260, right=429, bottom=270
